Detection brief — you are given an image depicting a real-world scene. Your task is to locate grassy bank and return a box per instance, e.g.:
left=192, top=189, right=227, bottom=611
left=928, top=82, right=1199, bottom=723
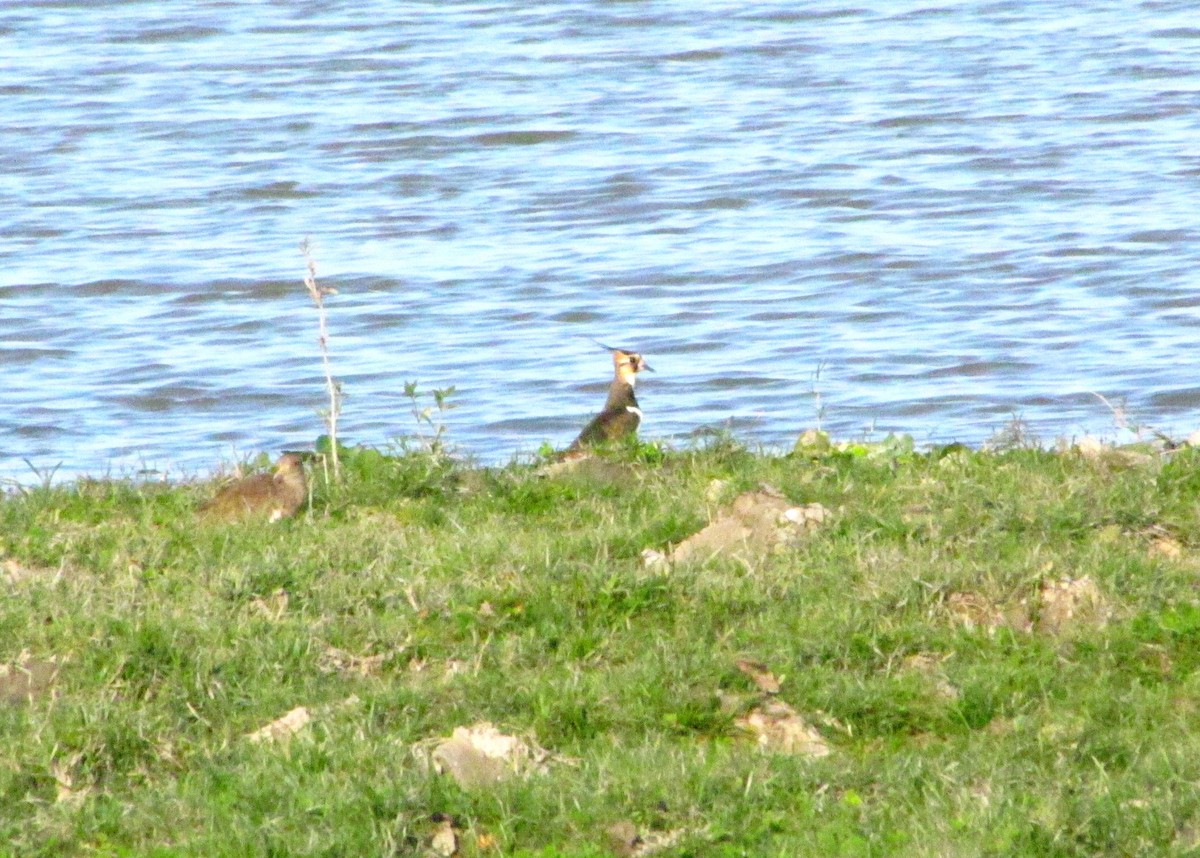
left=4, top=435, right=1200, bottom=856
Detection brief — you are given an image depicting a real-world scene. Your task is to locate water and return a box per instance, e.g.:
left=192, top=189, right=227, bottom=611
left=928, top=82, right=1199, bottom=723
left=4, top=1, right=1200, bottom=481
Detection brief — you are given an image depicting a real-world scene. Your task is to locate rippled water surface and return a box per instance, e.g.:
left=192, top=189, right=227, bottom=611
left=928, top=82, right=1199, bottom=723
left=4, top=1, right=1200, bottom=479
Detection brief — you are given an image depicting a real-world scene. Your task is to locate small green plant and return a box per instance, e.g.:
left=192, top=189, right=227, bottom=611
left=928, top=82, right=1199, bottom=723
left=692, top=426, right=747, bottom=458
left=401, top=380, right=457, bottom=459
left=985, top=413, right=1037, bottom=451
left=628, top=437, right=668, bottom=465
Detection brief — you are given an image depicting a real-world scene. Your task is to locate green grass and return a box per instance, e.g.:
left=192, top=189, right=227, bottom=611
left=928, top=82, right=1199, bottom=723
left=4, top=437, right=1200, bottom=856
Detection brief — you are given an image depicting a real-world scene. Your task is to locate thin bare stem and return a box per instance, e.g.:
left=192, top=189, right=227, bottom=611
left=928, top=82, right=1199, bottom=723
left=301, top=238, right=342, bottom=480
left=1089, top=391, right=1179, bottom=447
left=809, top=361, right=827, bottom=433
left=1089, top=391, right=1131, bottom=435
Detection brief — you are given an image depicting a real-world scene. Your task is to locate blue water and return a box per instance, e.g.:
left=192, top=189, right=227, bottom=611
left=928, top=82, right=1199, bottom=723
left=4, top=1, right=1200, bottom=480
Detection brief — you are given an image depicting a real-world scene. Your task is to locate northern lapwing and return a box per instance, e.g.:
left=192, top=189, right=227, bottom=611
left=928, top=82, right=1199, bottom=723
left=565, top=344, right=651, bottom=456
left=199, top=452, right=307, bottom=522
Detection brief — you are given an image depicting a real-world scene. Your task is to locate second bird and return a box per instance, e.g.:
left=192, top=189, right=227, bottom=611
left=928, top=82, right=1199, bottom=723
left=199, top=452, right=308, bottom=522
left=565, top=345, right=652, bottom=456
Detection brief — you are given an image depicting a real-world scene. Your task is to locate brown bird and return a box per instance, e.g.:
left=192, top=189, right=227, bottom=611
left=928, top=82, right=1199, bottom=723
left=565, top=345, right=651, bottom=455
left=199, top=452, right=307, bottom=522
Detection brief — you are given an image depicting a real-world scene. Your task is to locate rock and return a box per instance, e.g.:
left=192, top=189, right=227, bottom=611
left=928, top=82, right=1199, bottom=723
left=900, top=652, right=960, bottom=701
left=429, top=815, right=458, bottom=857
left=606, top=821, right=642, bottom=857
left=429, top=722, right=547, bottom=789
left=665, top=491, right=830, bottom=565
left=735, top=658, right=781, bottom=694
left=640, top=548, right=671, bottom=572
left=704, top=478, right=731, bottom=505
left=1074, top=436, right=1107, bottom=458
left=735, top=699, right=831, bottom=757
left=605, top=821, right=684, bottom=857
left=1036, top=575, right=1110, bottom=635
left=0, top=654, right=61, bottom=705
left=942, top=591, right=1032, bottom=634
left=2, top=558, right=65, bottom=586
left=1073, top=437, right=1155, bottom=468
left=1148, top=530, right=1184, bottom=559
left=794, top=429, right=832, bottom=453
left=246, top=706, right=311, bottom=743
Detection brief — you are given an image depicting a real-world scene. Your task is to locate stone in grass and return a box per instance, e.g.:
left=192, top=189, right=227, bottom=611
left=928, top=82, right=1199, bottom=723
left=942, top=592, right=1032, bottom=634
left=1036, top=575, right=1111, bottom=635
left=735, top=699, right=831, bottom=758
left=793, top=428, right=833, bottom=454
left=1072, top=436, right=1155, bottom=468
left=1143, top=526, right=1184, bottom=560
left=52, top=754, right=91, bottom=806
left=735, top=658, right=782, bottom=694
left=429, top=722, right=550, bottom=789
left=244, top=696, right=361, bottom=744
left=317, top=640, right=405, bottom=678
left=0, top=653, right=62, bottom=706
left=606, top=820, right=685, bottom=857
left=607, top=821, right=642, bottom=857
left=2, top=558, right=67, bottom=586
left=900, top=652, right=960, bottom=701
left=245, top=706, right=312, bottom=743
left=429, top=814, right=458, bottom=857
left=249, top=588, right=290, bottom=621
left=654, top=489, right=830, bottom=566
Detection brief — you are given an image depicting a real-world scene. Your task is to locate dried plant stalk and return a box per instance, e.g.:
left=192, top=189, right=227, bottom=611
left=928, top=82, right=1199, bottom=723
left=301, top=238, right=342, bottom=479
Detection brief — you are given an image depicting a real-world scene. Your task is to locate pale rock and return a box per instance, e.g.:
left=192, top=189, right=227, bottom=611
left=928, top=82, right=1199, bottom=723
left=0, top=654, right=61, bottom=705
left=430, top=722, right=545, bottom=789
left=735, top=700, right=831, bottom=757
left=429, top=817, right=458, bottom=857
left=664, top=491, right=831, bottom=565
left=943, top=592, right=1032, bottom=634
left=735, top=658, right=781, bottom=694
left=246, top=706, right=311, bottom=743
left=640, top=548, right=671, bottom=571
left=1074, top=436, right=1107, bottom=458
left=1037, top=575, right=1111, bottom=635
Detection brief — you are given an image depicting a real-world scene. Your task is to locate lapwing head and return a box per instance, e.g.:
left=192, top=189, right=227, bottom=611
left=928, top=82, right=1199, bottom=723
left=275, top=452, right=306, bottom=474
left=595, top=341, right=652, bottom=386
left=614, top=349, right=650, bottom=385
